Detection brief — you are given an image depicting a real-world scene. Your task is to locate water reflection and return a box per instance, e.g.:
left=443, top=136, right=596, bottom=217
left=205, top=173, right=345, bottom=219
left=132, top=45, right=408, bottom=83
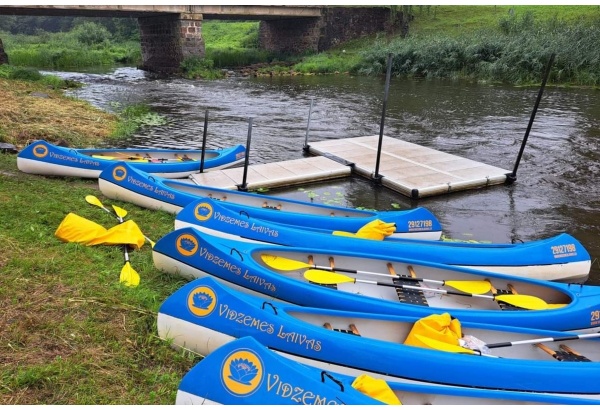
left=56, top=67, right=600, bottom=284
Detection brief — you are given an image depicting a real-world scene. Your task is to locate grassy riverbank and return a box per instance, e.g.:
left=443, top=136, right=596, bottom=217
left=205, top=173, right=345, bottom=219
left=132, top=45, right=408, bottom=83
left=0, top=75, right=191, bottom=404
left=296, top=5, right=600, bottom=86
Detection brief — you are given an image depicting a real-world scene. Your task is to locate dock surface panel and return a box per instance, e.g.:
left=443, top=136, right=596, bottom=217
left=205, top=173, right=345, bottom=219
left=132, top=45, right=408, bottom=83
left=189, top=156, right=350, bottom=190
left=308, top=136, right=511, bottom=198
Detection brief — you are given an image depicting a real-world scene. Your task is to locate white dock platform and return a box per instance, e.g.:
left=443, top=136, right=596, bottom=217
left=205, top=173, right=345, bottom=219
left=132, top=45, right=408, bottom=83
left=308, top=136, right=511, bottom=198
left=189, top=155, right=351, bottom=190
left=189, top=135, right=511, bottom=198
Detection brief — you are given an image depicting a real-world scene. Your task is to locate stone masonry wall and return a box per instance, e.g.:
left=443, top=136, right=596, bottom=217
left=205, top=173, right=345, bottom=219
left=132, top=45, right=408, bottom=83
left=259, top=7, right=406, bottom=54
left=259, top=17, right=322, bottom=54
left=180, top=13, right=205, bottom=60
left=138, top=13, right=204, bottom=74
left=318, top=7, right=407, bottom=51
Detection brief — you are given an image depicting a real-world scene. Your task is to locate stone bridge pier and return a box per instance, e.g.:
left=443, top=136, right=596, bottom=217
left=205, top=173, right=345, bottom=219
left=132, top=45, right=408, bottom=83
left=138, top=13, right=204, bottom=74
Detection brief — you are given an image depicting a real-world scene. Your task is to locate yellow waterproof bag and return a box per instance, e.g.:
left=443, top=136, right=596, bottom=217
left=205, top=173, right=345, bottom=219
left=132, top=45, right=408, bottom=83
left=352, top=374, right=401, bottom=405
left=404, top=312, right=462, bottom=349
left=55, top=213, right=108, bottom=244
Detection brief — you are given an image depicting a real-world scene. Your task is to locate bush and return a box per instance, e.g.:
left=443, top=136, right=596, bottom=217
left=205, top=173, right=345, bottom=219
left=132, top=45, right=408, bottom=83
left=180, top=56, right=224, bottom=80
left=8, top=67, right=42, bottom=81
left=72, top=21, right=112, bottom=45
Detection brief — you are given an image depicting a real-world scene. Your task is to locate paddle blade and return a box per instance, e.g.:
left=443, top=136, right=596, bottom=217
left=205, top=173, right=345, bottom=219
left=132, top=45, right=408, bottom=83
left=85, top=195, right=103, bottom=208
left=445, top=280, right=491, bottom=295
left=495, top=294, right=548, bottom=310
left=304, top=270, right=354, bottom=285
left=112, top=205, right=128, bottom=220
left=120, top=262, right=140, bottom=287
left=261, top=254, right=311, bottom=271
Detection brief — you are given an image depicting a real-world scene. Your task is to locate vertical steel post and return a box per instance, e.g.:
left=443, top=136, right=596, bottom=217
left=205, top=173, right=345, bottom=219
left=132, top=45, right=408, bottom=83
left=374, top=53, right=393, bottom=183
left=238, top=117, right=253, bottom=192
left=507, top=53, right=556, bottom=183
left=199, top=109, right=208, bottom=173
left=303, top=98, right=314, bottom=153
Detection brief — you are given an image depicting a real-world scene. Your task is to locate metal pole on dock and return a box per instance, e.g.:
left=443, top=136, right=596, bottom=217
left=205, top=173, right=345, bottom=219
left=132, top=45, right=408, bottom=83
left=303, top=98, right=314, bottom=153
left=507, top=53, right=555, bottom=183
left=237, top=117, right=253, bottom=192
left=199, top=109, right=208, bottom=173
left=373, top=53, right=393, bottom=184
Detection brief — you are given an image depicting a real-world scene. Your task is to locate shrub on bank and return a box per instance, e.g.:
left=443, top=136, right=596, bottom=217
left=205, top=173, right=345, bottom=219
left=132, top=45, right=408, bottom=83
left=354, top=13, right=600, bottom=86
left=1, top=26, right=141, bottom=69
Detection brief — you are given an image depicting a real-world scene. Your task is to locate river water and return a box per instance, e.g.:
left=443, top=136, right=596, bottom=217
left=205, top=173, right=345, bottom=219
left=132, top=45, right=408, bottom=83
left=53, top=67, right=600, bottom=284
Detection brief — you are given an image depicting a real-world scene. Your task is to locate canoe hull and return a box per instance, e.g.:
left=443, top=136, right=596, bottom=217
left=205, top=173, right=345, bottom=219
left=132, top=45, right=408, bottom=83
left=152, top=227, right=600, bottom=332
left=176, top=336, right=384, bottom=405
left=17, top=139, right=246, bottom=178
left=172, top=199, right=591, bottom=282
left=98, top=161, right=443, bottom=239
left=159, top=277, right=600, bottom=400
left=176, top=336, right=598, bottom=405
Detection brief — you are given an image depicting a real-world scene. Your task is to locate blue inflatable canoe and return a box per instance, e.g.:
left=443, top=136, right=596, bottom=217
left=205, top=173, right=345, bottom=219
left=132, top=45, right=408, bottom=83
left=98, top=161, right=443, bottom=240
left=152, top=227, right=600, bottom=332
left=176, top=336, right=600, bottom=405
left=171, top=199, right=591, bottom=282
left=17, top=139, right=246, bottom=178
left=159, top=277, right=600, bottom=400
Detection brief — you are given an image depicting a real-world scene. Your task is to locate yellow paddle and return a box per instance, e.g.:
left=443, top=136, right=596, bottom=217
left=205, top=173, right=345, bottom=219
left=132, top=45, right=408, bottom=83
left=84, top=195, right=140, bottom=287
left=304, top=270, right=554, bottom=311
left=261, top=254, right=491, bottom=294
left=119, top=243, right=140, bottom=287
left=112, top=202, right=140, bottom=288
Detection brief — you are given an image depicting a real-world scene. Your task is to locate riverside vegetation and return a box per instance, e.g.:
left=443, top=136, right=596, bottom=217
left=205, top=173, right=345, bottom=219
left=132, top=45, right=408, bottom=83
left=0, top=5, right=599, bottom=404
left=1, top=6, right=599, bottom=85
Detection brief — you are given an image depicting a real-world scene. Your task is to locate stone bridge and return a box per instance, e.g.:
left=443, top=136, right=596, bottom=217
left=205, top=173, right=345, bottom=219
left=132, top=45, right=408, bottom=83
left=0, top=5, right=405, bottom=74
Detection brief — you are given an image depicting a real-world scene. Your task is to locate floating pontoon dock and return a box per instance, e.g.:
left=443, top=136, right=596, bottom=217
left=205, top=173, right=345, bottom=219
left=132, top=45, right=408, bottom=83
left=308, top=135, right=511, bottom=198
left=187, top=53, right=549, bottom=199
left=189, top=135, right=511, bottom=199
left=189, top=155, right=351, bottom=191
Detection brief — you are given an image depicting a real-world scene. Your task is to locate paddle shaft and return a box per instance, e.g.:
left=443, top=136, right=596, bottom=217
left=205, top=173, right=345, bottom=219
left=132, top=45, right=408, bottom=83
left=307, top=264, right=456, bottom=288
left=350, top=277, right=503, bottom=301
left=486, top=332, right=600, bottom=349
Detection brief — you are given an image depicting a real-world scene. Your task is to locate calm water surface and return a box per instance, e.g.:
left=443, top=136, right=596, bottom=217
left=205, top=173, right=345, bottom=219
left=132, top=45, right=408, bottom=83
left=55, top=67, right=600, bottom=284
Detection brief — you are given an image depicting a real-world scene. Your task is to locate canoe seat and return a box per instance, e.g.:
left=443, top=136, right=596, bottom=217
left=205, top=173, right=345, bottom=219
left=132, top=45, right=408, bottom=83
left=262, top=202, right=282, bottom=210
left=557, top=344, right=592, bottom=362
left=536, top=343, right=592, bottom=362
left=392, top=277, right=429, bottom=306
left=323, top=322, right=361, bottom=336
left=493, top=286, right=526, bottom=311
left=494, top=288, right=525, bottom=311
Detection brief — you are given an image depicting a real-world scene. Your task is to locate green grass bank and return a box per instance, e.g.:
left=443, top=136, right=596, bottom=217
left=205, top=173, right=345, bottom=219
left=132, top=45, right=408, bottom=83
left=0, top=77, right=186, bottom=404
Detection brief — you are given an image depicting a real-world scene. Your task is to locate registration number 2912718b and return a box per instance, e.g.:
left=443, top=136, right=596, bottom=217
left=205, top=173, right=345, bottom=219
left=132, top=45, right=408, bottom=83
left=408, top=220, right=433, bottom=231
